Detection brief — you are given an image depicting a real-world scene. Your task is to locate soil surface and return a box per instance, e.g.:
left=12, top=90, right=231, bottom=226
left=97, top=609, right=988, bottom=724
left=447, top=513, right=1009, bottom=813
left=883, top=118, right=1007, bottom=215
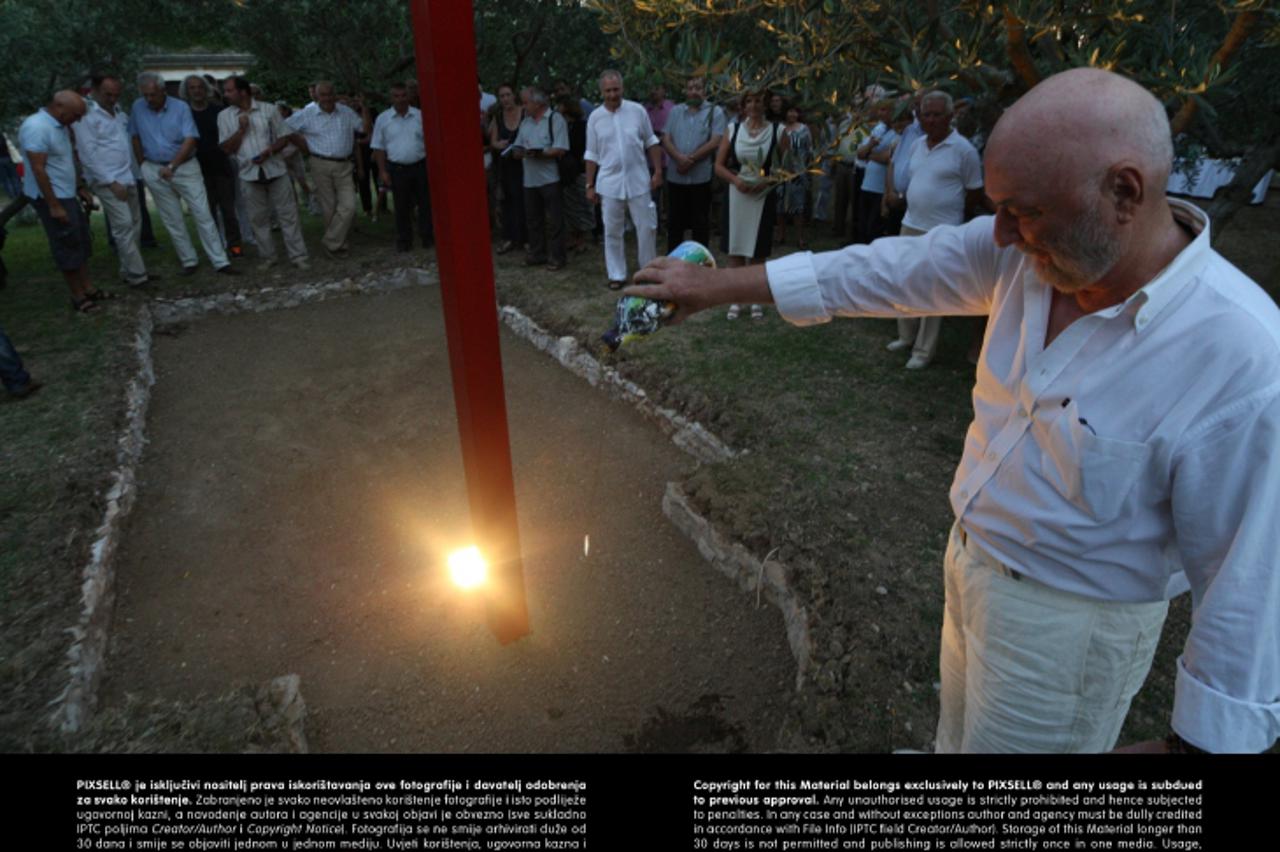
left=103, top=285, right=796, bottom=753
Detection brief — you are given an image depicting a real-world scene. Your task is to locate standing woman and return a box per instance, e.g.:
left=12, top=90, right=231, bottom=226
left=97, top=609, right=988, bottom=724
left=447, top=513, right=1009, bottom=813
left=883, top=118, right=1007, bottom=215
left=488, top=83, right=526, bottom=254
left=714, top=89, right=787, bottom=320
left=776, top=104, right=812, bottom=248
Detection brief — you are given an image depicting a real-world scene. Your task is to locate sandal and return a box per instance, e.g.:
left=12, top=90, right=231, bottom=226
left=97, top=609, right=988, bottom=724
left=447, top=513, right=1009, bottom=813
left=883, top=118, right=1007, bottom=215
left=750, top=304, right=764, bottom=320
left=85, top=289, right=117, bottom=302
left=726, top=304, right=741, bottom=320
left=71, top=296, right=100, bottom=314
left=607, top=280, right=625, bottom=290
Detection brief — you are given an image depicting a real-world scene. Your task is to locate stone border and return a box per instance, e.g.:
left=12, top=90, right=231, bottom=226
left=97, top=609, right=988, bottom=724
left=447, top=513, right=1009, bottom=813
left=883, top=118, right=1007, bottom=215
left=49, top=267, right=430, bottom=735
left=498, top=305, right=813, bottom=689
left=51, top=268, right=811, bottom=736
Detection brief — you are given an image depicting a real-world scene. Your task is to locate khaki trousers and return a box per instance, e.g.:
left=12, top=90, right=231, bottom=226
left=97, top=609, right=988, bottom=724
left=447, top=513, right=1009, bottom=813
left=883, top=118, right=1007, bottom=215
left=94, top=183, right=148, bottom=283
left=309, top=157, right=356, bottom=252
left=241, top=175, right=308, bottom=263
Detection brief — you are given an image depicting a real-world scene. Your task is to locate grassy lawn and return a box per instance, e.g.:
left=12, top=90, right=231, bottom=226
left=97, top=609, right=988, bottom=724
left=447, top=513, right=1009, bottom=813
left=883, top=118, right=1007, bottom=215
left=2, top=183, right=1276, bottom=751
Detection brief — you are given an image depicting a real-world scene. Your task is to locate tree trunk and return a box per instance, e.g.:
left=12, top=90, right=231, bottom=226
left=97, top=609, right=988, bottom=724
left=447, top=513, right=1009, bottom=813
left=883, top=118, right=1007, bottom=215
left=1169, top=10, right=1261, bottom=136
left=1207, top=135, right=1280, bottom=243
left=1003, top=7, right=1040, bottom=89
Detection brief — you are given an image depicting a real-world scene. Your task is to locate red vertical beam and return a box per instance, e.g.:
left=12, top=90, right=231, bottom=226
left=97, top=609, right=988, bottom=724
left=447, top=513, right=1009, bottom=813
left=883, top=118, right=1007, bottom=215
left=410, top=0, right=529, bottom=643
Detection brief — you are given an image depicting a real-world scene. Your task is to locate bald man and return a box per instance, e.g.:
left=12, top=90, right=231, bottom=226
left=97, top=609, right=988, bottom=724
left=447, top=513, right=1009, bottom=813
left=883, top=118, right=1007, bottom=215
left=18, top=91, right=111, bottom=311
left=629, top=67, right=1280, bottom=754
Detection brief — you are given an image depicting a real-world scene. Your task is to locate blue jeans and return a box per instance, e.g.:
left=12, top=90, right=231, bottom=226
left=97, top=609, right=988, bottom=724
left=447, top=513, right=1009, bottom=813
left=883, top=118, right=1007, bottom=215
left=1, top=325, right=33, bottom=394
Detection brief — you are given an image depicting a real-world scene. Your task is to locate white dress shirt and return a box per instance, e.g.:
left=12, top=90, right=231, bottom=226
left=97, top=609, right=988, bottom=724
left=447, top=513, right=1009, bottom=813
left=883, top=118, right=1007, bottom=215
left=766, top=199, right=1280, bottom=753
left=77, top=100, right=137, bottom=186
left=217, top=99, right=290, bottom=181
left=584, top=99, right=658, bottom=200
left=284, top=103, right=362, bottom=158
left=370, top=106, right=425, bottom=165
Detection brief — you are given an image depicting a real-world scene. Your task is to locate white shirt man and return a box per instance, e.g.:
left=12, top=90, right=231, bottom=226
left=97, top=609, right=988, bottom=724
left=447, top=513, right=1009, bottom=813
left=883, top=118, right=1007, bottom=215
left=286, top=86, right=369, bottom=257
left=584, top=71, right=663, bottom=287
left=888, top=93, right=985, bottom=370
left=78, top=78, right=152, bottom=285
left=370, top=85, right=432, bottom=251
left=218, top=77, right=309, bottom=270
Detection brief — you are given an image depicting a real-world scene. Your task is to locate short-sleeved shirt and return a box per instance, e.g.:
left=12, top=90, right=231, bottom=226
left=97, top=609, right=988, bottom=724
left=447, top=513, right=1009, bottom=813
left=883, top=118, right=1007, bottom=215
left=286, top=103, right=363, bottom=158
left=584, top=99, right=658, bottom=200
left=129, top=96, right=200, bottom=164
left=512, top=110, right=568, bottom=188
left=663, top=102, right=726, bottom=185
left=901, top=129, right=983, bottom=232
left=890, top=118, right=924, bottom=193
left=18, top=109, right=77, bottom=199
left=217, top=99, right=290, bottom=181
left=370, top=107, right=426, bottom=165
left=860, top=127, right=900, bottom=195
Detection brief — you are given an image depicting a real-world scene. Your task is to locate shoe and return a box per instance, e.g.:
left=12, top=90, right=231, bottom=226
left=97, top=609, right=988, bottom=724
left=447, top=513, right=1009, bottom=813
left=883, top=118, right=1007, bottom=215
left=496, top=241, right=515, bottom=255
left=217, top=265, right=241, bottom=276
left=886, top=339, right=912, bottom=352
left=228, top=245, right=244, bottom=258
left=179, top=265, right=199, bottom=276
left=545, top=261, right=565, bottom=271
left=726, top=304, right=741, bottom=320
left=71, top=296, right=100, bottom=314
left=905, top=354, right=930, bottom=370
left=259, top=259, right=278, bottom=271
left=85, top=288, right=118, bottom=302
left=750, top=304, right=764, bottom=320
left=9, top=380, right=43, bottom=400
left=607, top=280, right=625, bottom=290
left=294, top=258, right=311, bottom=271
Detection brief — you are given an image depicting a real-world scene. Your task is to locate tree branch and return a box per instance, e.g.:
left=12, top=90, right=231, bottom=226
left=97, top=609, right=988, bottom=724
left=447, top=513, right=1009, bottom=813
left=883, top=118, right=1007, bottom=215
left=1170, top=10, right=1261, bottom=136
left=1003, top=6, right=1040, bottom=89
left=1207, top=133, right=1280, bottom=242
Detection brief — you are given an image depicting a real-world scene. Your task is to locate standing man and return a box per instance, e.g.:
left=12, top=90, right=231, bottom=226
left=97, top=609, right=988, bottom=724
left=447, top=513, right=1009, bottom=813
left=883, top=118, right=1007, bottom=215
left=584, top=70, right=663, bottom=289
left=511, top=86, right=568, bottom=270
left=371, top=83, right=433, bottom=253
left=886, top=90, right=985, bottom=369
left=130, top=72, right=237, bottom=276
left=660, top=76, right=725, bottom=253
left=286, top=81, right=370, bottom=259
left=18, top=90, right=109, bottom=311
left=78, top=75, right=155, bottom=287
left=629, top=67, right=1280, bottom=754
left=182, top=75, right=243, bottom=259
left=218, top=76, right=310, bottom=271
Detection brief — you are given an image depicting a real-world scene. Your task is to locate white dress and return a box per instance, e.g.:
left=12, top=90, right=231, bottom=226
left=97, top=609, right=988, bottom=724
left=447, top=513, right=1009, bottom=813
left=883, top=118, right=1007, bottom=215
left=726, top=120, right=777, bottom=258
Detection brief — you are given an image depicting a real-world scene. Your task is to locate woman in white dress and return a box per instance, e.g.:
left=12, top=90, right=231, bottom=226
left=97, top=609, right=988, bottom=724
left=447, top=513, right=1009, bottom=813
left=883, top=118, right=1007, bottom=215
left=714, top=90, right=788, bottom=320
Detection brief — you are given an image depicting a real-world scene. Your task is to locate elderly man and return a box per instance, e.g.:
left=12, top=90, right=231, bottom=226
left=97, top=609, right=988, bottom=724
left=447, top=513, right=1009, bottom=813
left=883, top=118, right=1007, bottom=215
left=285, top=82, right=370, bottom=259
left=78, top=75, right=155, bottom=287
left=130, top=72, right=237, bottom=276
left=218, top=77, right=309, bottom=271
left=585, top=70, right=663, bottom=289
left=630, top=67, right=1280, bottom=755
left=18, top=90, right=113, bottom=311
left=511, top=86, right=569, bottom=270
left=182, top=74, right=242, bottom=259
left=886, top=90, right=986, bottom=369
left=661, top=76, right=725, bottom=254
left=371, top=83, right=432, bottom=253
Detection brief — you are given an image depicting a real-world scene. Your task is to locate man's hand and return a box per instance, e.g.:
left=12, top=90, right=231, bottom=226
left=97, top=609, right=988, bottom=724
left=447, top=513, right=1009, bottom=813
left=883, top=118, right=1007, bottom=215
left=158, top=165, right=174, bottom=181
left=649, top=171, right=664, bottom=191
left=48, top=199, right=69, bottom=224
left=108, top=182, right=128, bottom=202
left=379, top=170, right=391, bottom=187
left=77, top=186, right=96, bottom=207
left=586, top=185, right=598, bottom=206
left=675, top=154, right=695, bottom=174
left=625, top=256, right=725, bottom=324
left=238, top=113, right=250, bottom=130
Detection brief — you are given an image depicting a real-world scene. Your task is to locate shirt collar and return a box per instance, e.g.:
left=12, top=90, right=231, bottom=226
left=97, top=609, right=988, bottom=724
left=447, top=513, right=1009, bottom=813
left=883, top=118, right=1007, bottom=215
left=1122, top=198, right=1211, bottom=332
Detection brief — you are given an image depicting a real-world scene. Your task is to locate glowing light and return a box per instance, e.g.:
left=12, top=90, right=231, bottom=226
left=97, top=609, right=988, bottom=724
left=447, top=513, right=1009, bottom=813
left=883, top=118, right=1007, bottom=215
left=448, top=547, right=488, bottom=589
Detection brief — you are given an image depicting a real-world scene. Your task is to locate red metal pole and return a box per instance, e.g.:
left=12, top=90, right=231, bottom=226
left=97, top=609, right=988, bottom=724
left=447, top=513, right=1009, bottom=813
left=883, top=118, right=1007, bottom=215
left=409, top=0, right=529, bottom=643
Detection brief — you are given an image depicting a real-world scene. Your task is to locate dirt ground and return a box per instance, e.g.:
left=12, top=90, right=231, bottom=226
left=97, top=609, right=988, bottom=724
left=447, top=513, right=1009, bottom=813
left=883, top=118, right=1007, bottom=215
left=102, top=286, right=796, bottom=753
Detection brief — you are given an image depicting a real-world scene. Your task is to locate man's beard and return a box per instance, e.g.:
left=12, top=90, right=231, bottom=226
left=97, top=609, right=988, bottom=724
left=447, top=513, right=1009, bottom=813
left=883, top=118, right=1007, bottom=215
left=1026, top=201, right=1123, bottom=293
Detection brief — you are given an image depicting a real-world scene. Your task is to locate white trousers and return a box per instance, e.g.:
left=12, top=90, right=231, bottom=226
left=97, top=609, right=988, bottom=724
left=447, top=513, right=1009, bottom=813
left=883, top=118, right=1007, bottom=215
left=141, top=160, right=228, bottom=269
left=935, top=522, right=1168, bottom=753
left=94, top=183, right=148, bottom=283
left=602, top=194, right=657, bottom=283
